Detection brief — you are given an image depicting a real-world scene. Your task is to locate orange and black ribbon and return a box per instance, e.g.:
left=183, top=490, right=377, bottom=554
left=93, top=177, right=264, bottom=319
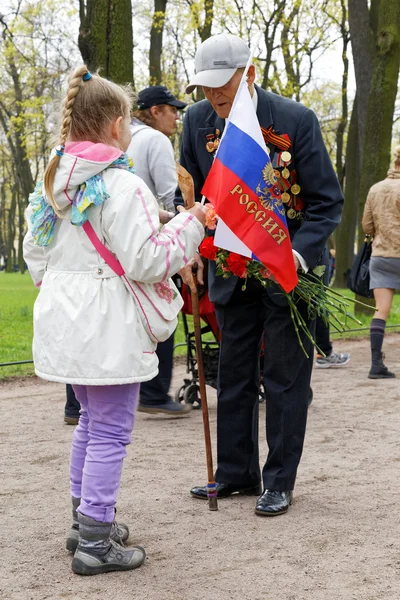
left=261, top=126, right=292, bottom=151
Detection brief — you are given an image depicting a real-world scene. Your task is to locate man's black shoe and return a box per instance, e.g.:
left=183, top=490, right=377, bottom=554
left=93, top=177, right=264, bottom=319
left=190, top=482, right=262, bottom=499
left=255, top=489, right=293, bottom=516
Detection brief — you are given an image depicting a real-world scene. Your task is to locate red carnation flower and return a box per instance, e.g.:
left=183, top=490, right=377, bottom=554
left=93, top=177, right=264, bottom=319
left=226, top=253, right=249, bottom=278
left=260, top=266, right=272, bottom=279
left=199, top=236, right=217, bottom=261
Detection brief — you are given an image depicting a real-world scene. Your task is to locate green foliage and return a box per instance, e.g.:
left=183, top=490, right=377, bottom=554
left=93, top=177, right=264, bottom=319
left=302, top=82, right=349, bottom=164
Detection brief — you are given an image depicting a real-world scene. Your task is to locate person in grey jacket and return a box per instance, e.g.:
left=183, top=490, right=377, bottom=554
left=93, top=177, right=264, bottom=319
left=127, top=85, right=191, bottom=416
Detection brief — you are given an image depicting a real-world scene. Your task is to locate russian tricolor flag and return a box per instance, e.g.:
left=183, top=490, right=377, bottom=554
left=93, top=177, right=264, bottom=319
left=202, top=80, right=298, bottom=293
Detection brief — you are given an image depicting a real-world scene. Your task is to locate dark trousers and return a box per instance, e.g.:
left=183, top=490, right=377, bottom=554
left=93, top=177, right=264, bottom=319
left=140, top=333, right=175, bottom=406
left=214, top=280, right=314, bottom=491
left=315, top=317, right=332, bottom=356
left=65, top=384, right=81, bottom=417
left=314, top=249, right=333, bottom=356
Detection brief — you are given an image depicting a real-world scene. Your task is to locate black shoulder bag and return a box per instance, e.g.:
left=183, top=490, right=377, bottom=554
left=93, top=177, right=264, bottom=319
left=347, top=235, right=374, bottom=298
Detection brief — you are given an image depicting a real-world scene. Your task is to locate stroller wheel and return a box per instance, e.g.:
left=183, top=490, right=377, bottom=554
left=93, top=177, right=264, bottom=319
left=174, top=385, right=186, bottom=404
left=183, top=384, right=201, bottom=409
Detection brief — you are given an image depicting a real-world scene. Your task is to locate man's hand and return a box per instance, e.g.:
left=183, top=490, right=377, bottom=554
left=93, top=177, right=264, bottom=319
left=293, top=254, right=301, bottom=271
left=179, top=252, right=204, bottom=293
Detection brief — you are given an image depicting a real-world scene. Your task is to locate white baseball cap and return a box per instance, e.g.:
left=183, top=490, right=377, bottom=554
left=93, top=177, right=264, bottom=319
left=186, top=33, right=250, bottom=94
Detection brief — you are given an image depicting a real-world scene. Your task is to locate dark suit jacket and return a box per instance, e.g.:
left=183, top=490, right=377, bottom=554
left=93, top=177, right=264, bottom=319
left=175, top=85, right=344, bottom=305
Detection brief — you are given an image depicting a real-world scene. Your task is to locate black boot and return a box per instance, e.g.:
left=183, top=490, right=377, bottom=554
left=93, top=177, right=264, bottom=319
left=368, top=353, right=396, bottom=379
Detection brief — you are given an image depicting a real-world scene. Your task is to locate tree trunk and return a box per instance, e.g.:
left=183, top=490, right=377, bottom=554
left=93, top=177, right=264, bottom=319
left=0, top=49, right=35, bottom=205
left=149, top=0, right=168, bottom=85
left=335, top=0, right=349, bottom=189
left=17, top=189, right=25, bottom=273
left=357, top=0, right=400, bottom=246
left=79, top=0, right=134, bottom=85
left=6, top=186, right=17, bottom=273
left=0, top=165, right=6, bottom=266
left=353, top=0, right=400, bottom=314
left=334, top=96, right=359, bottom=288
left=347, top=0, right=374, bottom=167
left=200, top=0, right=214, bottom=42
left=189, top=0, right=214, bottom=102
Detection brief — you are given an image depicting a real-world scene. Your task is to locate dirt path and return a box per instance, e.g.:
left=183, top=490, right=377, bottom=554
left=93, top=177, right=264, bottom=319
left=1, top=334, right=399, bottom=600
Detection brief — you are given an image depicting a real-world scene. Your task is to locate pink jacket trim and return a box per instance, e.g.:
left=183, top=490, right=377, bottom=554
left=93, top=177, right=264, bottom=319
left=65, top=141, right=122, bottom=163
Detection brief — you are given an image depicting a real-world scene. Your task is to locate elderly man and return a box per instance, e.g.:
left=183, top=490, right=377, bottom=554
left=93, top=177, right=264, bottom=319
left=176, top=33, right=343, bottom=515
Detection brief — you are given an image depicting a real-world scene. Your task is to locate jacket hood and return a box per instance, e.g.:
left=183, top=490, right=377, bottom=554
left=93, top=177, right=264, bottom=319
left=46, top=141, right=123, bottom=211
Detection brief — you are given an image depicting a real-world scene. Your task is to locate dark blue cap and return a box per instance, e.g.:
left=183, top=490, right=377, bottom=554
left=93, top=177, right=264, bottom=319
left=137, top=86, right=187, bottom=110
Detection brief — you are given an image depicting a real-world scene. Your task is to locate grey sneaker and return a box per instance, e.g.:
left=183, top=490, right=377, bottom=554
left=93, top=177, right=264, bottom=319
left=315, top=352, right=351, bottom=368
left=138, top=400, right=192, bottom=416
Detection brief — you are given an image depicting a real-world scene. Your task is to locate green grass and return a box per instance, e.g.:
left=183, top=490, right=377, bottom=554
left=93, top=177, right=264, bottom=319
left=0, top=272, right=38, bottom=378
left=328, top=288, right=400, bottom=339
left=0, top=271, right=399, bottom=379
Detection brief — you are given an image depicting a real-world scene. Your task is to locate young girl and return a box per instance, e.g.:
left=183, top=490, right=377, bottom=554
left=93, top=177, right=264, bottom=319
left=23, top=65, right=205, bottom=576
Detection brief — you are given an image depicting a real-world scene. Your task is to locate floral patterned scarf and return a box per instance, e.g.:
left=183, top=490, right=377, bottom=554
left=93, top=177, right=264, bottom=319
left=29, top=154, right=135, bottom=246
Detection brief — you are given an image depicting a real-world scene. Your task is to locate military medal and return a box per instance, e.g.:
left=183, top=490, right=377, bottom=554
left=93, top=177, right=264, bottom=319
left=282, top=167, right=290, bottom=179
left=287, top=208, right=296, bottom=219
left=274, top=169, right=281, bottom=179
left=281, top=151, right=291, bottom=162
left=281, top=192, right=290, bottom=203
left=206, top=131, right=221, bottom=153
left=291, top=183, right=301, bottom=195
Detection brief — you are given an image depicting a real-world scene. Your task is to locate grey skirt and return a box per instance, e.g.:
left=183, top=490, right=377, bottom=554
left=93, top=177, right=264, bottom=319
left=370, top=256, right=400, bottom=289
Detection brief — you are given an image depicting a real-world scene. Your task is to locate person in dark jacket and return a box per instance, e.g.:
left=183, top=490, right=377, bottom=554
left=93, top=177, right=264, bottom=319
left=176, top=33, right=344, bottom=516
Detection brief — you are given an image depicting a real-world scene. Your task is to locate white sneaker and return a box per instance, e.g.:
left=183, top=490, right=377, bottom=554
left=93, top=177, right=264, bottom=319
left=315, top=352, right=351, bottom=368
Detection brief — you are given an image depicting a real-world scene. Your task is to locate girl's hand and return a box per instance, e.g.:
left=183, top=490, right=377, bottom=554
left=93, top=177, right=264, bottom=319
left=159, top=209, right=175, bottom=224
left=177, top=203, right=207, bottom=227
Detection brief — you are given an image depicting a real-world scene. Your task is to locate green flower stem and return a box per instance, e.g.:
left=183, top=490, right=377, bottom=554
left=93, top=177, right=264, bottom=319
left=212, top=247, right=375, bottom=357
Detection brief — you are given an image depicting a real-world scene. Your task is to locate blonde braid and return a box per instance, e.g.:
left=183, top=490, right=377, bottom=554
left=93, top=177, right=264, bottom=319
left=44, top=65, right=91, bottom=215
left=59, top=66, right=89, bottom=146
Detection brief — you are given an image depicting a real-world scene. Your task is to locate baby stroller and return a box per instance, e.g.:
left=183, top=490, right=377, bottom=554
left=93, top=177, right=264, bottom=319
left=174, top=279, right=220, bottom=409
left=174, top=278, right=266, bottom=408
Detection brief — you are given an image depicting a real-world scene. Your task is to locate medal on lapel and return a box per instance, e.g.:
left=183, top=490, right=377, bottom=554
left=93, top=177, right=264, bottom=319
left=206, top=129, right=221, bottom=153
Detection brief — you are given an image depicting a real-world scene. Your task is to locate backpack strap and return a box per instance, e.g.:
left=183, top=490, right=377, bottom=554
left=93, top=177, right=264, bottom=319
left=82, top=220, right=125, bottom=277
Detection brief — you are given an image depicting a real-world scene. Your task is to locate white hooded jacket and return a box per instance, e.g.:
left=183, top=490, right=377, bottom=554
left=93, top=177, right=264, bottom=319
left=23, top=142, right=204, bottom=385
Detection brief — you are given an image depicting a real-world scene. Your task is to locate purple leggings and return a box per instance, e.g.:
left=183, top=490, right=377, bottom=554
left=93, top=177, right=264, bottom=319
left=70, top=384, right=139, bottom=523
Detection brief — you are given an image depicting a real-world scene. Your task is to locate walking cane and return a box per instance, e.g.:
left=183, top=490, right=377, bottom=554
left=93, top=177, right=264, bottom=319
left=177, top=164, right=218, bottom=511
left=190, top=263, right=218, bottom=511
